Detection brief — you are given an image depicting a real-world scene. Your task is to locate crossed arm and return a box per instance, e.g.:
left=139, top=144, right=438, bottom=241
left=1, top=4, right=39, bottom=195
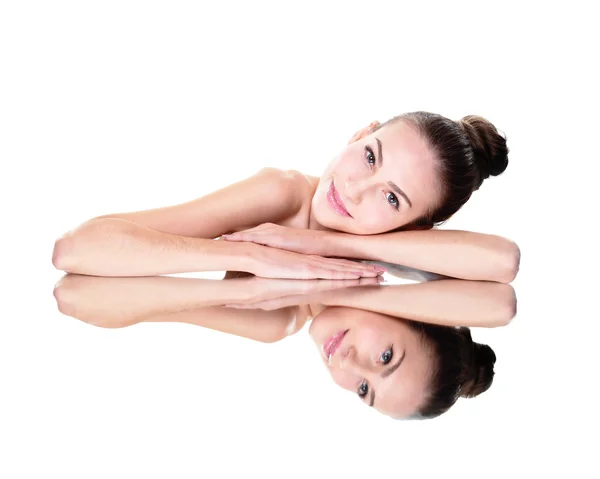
left=52, top=167, right=520, bottom=283
left=317, top=228, right=520, bottom=283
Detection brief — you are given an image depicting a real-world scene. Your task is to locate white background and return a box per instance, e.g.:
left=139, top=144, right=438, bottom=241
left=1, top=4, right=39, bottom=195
left=1, top=1, right=598, bottom=477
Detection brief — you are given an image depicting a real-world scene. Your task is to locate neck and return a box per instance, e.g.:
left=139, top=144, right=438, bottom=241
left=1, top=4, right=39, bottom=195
left=308, top=208, right=325, bottom=231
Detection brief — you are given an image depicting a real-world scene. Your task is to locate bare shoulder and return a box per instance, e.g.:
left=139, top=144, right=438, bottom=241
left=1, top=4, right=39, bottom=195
left=261, top=167, right=319, bottom=202
left=285, top=169, right=320, bottom=196
left=257, top=167, right=314, bottom=209
left=91, top=166, right=314, bottom=239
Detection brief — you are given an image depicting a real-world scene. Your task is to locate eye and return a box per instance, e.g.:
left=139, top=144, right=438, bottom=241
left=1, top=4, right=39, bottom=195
left=365, top=146, right=376, bottom=167
left=386, top=192, right=400, bottom=210
left=358, top=381, right=369, bottom=398
left=380, top=346, right=393, bottom=365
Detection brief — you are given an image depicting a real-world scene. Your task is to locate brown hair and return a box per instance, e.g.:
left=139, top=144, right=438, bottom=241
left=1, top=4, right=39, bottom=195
left=374, top=112, right=509, bottom=227
left=408, top=321, right=496, bottom=419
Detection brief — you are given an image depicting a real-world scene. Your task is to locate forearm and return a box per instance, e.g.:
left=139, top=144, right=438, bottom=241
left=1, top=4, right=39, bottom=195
left=325, top=229, right=520, bottom=283
left=54, top=274, right=250, bottom=320
left=52, top=218, right=253, bottom=276
left=321, top=280, right=516, bottom=328
left=54, top=274, right=296, bottom=341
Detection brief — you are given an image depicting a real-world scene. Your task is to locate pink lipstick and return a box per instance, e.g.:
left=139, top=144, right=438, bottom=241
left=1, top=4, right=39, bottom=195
left=327, top=180, right=352, bottom=217
left=323, top=329, right=349, bottom=362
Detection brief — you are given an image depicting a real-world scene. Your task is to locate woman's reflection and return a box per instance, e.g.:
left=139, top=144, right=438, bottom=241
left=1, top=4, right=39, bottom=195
left=53, top=275, right=515, bottom=419
left=309, top=307, right=497, bottom=419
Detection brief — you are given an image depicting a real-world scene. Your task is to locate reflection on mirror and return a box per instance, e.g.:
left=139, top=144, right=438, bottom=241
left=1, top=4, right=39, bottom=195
left=53, top=274, right=516, bottom=420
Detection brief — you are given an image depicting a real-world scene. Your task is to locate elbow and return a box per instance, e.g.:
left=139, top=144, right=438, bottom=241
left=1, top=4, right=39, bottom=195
left=493, top=240, right=521, bottom=284
left=51, top=218, right=123, bottom=273
left=504, top=241, right=521, bottom=283
left=53, top=274, right=77, bottom=317
left=52, top=235, right=75, bottom=272
left=492, top=283, right=517, bottom=327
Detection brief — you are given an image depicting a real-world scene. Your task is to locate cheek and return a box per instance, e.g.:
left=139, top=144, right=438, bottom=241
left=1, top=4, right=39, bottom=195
left=329, top=368, right=360, bottom=392
left=355, top=206, right=389, bottom=227
left=308, top=311, right=349, bottom=343
left=332, top=148, right=363, bottom=177
left=352, top=323, right=395, bottom=350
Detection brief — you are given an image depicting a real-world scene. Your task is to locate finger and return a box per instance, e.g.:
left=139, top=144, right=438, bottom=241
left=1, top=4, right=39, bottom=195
left=315, top=261, right=382, bottom=277
left=308, top=268, right=363, bottom=280
left=222, top=234, right=266, bottom=245
left=317, top=257, right=387, bottom=274
left=314, top=278, right=363, bottom=290
left=358, top=277, right=383, bottom=286
left=343, top=261, right=387, bottom=274
left=295, top=278, right=362, bottom=293
left=221, top=234, right=243, bottom=241
left=242, top=299, right=284, bottom=310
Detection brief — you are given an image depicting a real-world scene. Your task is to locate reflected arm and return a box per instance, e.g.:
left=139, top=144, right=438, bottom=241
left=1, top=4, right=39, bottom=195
left=320, top=280, right=517, bottom=328
left=53, top=275, right=300, bottom=342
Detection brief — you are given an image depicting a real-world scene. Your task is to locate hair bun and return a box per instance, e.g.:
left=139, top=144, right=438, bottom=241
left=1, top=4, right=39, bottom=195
left=460, top=342, right=497, bottom=398
left=459, top=115, right=509, bottom=188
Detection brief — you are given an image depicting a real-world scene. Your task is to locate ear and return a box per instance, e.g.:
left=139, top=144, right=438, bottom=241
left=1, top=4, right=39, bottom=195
left=348, top=121, right=380, bottom=144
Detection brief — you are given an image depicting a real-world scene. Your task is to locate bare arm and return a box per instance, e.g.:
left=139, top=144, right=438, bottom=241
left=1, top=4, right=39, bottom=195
left=53, top=274, right=304, bottom=343
left=53, top=167, right=298, bottom=273
left=52, top=217, right=254, bottom=276
left=321, top=280, right=517, bottom=327
left=229, top=279, right=517, bottom=328
left=89, top=167, right=306, bottom=238
left=323, top=229, right=520, bottom=283
left=52, top=168, right=382, bottom=278
left=52, top=218, right=381, bottom=278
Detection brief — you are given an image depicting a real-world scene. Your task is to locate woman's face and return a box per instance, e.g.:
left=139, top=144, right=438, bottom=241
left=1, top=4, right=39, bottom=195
left=308, top=307, right=433, bottom=418
left=311, top=120, right=442, bottom=234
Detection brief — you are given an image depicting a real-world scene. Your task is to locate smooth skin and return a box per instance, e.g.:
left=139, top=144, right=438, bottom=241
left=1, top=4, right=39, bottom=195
left=52, top=121, right=520, bottom=282
left=53, top=274, right=516, bottom=417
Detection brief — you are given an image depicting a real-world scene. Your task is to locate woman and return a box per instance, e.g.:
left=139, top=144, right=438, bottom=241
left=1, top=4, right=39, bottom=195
left=53, top=273, right=516, bottom=419
left=52, top=111, right=520, bottom=282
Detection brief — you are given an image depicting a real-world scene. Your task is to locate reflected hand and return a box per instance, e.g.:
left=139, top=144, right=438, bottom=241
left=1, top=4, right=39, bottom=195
left=225, top=278, right=382, bottom=310
left=232, top=275, right=383, bottom=305
left=222, top=222, right=327, bottom=256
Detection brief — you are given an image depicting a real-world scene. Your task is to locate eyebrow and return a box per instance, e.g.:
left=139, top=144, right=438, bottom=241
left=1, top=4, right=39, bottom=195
left=368, top=350, right=406, bottom=408
left=375, top=137, right=413, bottom=208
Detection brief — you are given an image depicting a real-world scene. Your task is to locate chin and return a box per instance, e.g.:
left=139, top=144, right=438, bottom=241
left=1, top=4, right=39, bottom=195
left=308, top=310, right=334, bottom=342
left=307, top=315, right=321, bottom=338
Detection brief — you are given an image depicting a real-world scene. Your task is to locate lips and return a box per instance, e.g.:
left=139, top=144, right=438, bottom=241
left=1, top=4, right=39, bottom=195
left=327, top=180, right=352, bottom=217
left=323, top=329, right=349, bottom=362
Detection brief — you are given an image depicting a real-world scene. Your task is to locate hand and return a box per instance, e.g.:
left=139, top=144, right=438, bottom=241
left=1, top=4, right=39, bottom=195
left=233, top=276, right=380, bottom=301
left=244, top=243, right=386, bottom=280
left=225, top=278, right=383, bottom=310
left=222, top=223, right=328, bottom=256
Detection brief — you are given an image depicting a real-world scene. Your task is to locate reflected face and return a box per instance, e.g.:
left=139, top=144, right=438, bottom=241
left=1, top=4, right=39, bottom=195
left=311, top=121, right=441, bottom=234
left=308, top=307, right=432, bottom=418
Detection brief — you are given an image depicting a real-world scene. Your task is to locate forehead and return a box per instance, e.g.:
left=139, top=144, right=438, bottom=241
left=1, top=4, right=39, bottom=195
left=372, top=121, right=440, bottom=212
left=375, top=338, right=432, bottom=417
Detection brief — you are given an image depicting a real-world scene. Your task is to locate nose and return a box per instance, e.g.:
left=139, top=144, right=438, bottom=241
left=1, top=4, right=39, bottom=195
left=344, top=178, right=370, bottom=204
left=341, top=348, right=375, bottom=376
